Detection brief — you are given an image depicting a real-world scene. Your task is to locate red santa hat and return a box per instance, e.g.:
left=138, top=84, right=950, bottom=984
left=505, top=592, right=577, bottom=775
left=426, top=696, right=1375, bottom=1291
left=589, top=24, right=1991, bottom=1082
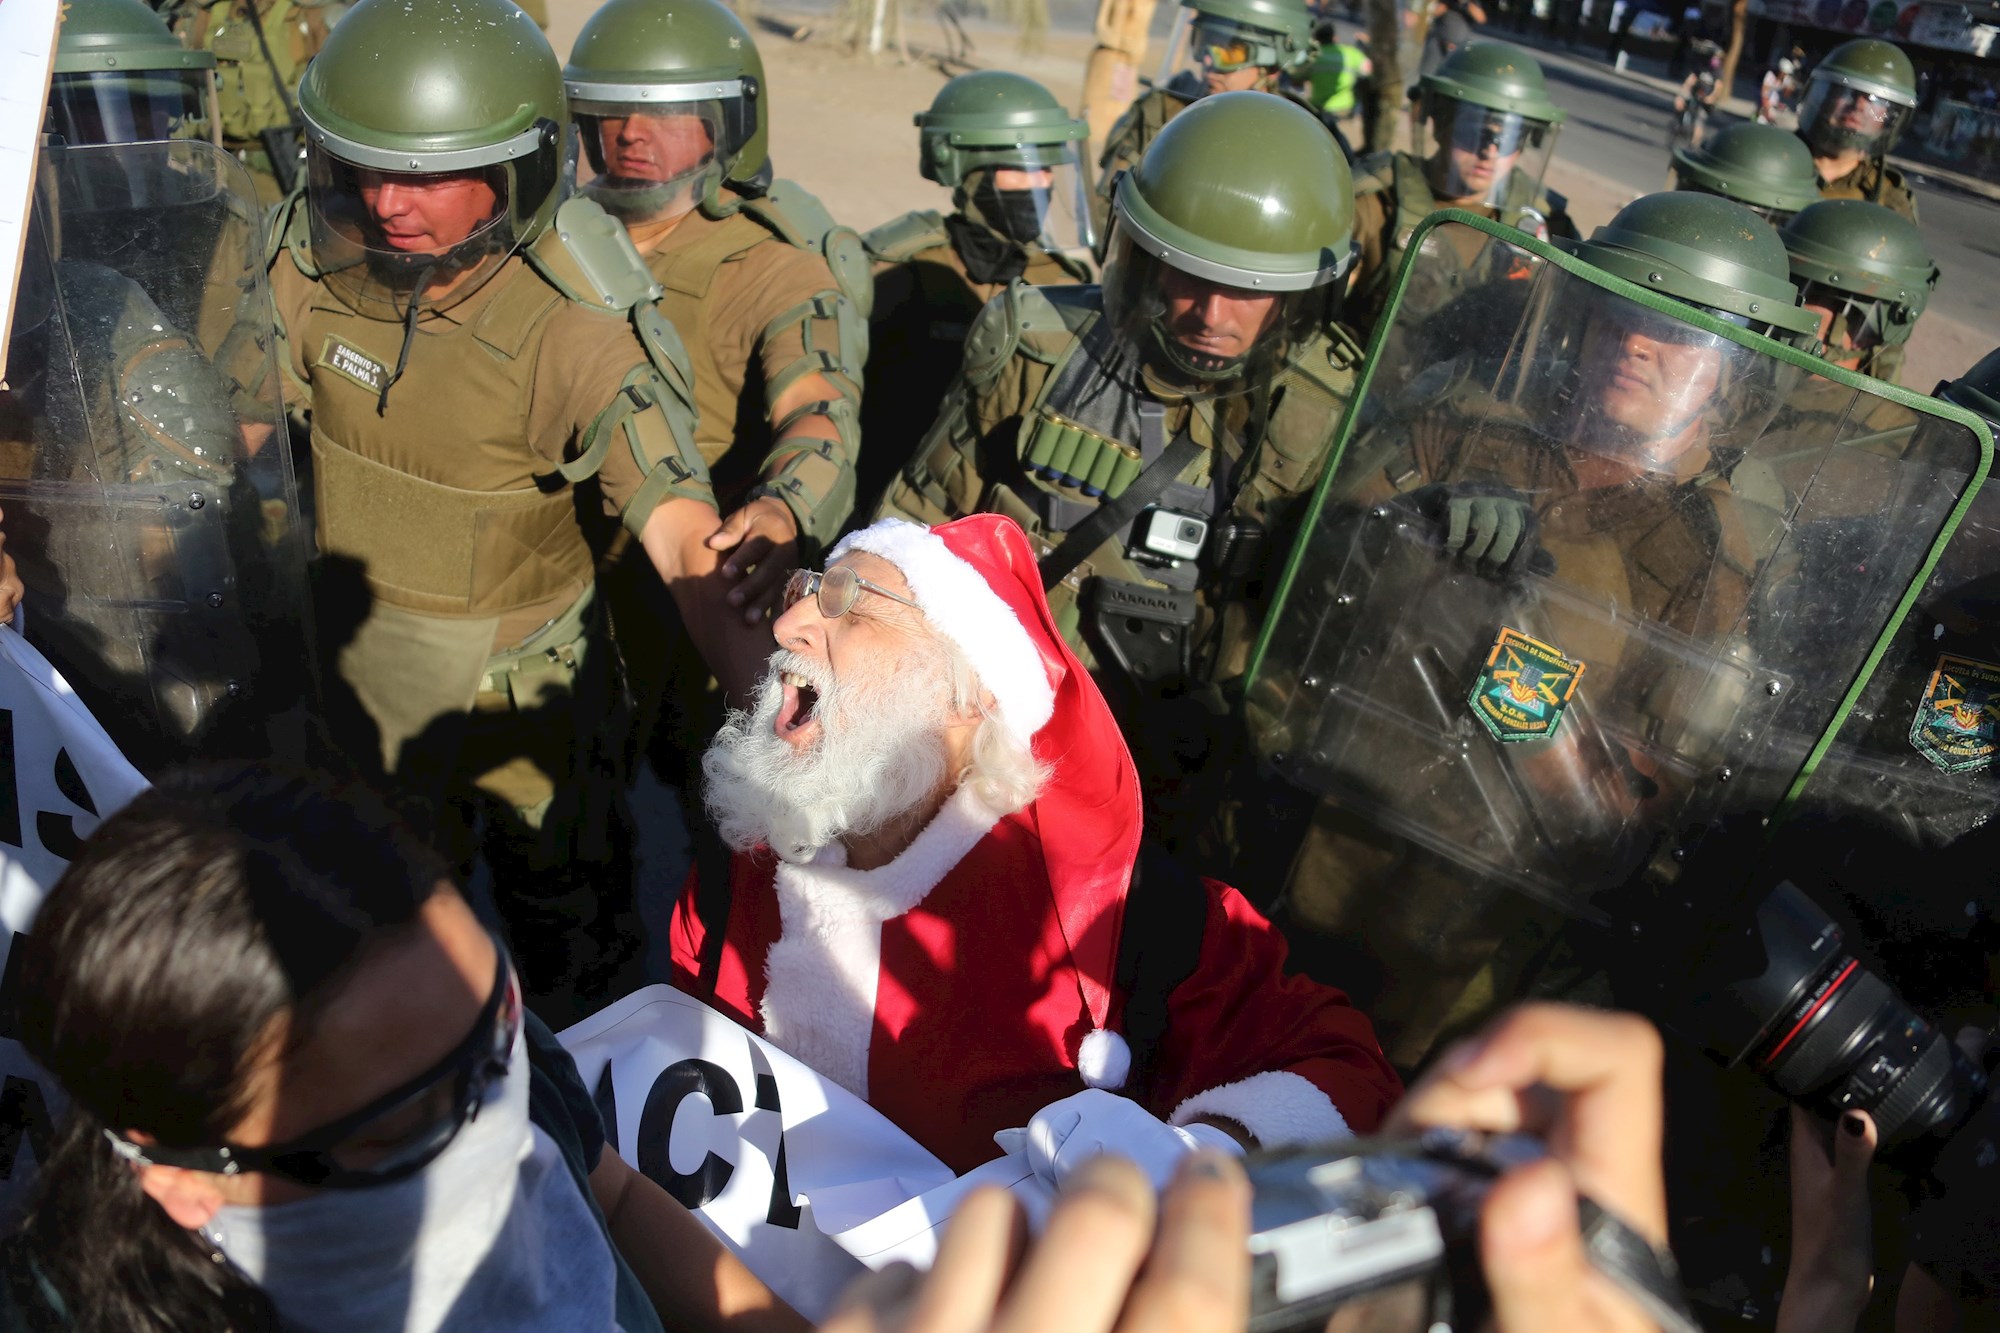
left=828, top=515, right=1145, bottom=1090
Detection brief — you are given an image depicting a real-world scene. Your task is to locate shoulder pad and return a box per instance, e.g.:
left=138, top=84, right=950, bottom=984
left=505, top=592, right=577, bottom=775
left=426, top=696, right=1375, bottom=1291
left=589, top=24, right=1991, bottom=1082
left=746, top=179, right=875, bottom=319
left=527, top=197, right=662, bottom=314
left=862, top=209, right=951, bottom=263
left=1162, top=70, right=1204, bottom=102
left=270, top=186, right=316, bottom=276
left=1352, top=151, right=1398, bottom=194
left=962, top=280, right=1082, bottom=383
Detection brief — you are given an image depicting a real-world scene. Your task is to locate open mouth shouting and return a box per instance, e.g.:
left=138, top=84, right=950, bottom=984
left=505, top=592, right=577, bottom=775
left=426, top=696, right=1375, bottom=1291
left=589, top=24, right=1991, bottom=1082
left=776, top=667, right=824, bottom=746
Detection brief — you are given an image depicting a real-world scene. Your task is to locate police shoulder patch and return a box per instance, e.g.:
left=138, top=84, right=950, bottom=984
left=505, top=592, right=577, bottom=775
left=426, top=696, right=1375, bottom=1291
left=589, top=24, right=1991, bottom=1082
left=1909, top=653, right=2000, bottom=774
left=1469, top=626, right=1585, bottom=743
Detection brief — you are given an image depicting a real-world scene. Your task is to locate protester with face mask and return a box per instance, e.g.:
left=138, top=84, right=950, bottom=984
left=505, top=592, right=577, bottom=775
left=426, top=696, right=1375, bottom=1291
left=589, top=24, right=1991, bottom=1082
left=0, top=766, right=804, bottom=1333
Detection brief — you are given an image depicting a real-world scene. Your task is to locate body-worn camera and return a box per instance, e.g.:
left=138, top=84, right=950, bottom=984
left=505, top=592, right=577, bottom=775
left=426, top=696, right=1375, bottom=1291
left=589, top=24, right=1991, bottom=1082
left=1132, top=506, right=1209, bottom=565
left=1245, top=1129, right=1700, bottom=1333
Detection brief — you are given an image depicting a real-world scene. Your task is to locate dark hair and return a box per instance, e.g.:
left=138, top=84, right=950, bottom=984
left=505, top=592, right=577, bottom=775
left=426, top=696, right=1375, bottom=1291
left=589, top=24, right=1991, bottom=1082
left=4, top=765, right=449, bottom=1333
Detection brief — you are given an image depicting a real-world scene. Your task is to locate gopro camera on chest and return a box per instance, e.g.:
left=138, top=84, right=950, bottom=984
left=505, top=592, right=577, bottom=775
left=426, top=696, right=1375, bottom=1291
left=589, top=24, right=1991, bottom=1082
left=1133, top=507, right=1210, bottom=565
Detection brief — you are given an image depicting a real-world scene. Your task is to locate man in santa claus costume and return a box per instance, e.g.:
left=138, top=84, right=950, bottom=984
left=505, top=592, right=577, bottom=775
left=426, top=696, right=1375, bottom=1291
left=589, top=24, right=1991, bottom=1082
left=671, top=513, right=1400, bottom=1179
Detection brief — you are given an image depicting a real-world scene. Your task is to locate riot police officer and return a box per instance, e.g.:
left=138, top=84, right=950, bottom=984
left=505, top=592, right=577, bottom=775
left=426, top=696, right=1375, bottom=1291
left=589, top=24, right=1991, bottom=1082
left=1346, top=40, right=1575, bottom=342
left=1092, top=0, right=1322, bottom=237
left=877, top=90, right=1361, bottom=869
left=49, top=0, right=217, bottom=148
left=1780, top=198, right=1936, bottom=384
left=860, top=71, right=1092, bottom=511
left=175, top=0, right=339, bottom=202
left=565, top=0, right=871, bottom=609
left=1250, top=191, right=1870, bottom=1067
left=1669, top=120, right=1823, bottom=225
left=1796, top=38, right=1921, bottom=220
left=269, top=0, right=733, bottom=950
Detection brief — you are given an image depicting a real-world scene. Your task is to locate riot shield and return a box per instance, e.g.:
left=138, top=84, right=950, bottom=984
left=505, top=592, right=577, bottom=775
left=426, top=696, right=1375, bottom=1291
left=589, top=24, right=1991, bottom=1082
left=1, top=140, right=313, bottom=771
left=1247, top=214, right=1990, bottom=929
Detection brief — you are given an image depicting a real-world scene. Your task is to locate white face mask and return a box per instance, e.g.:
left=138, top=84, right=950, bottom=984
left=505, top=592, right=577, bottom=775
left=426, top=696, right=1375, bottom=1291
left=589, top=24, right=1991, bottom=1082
left=204, top=1031, right=621, bottom=1333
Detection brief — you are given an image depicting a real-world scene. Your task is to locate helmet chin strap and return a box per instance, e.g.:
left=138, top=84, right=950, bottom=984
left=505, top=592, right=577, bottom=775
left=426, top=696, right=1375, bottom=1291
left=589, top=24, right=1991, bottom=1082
left=1146, top=320, right=1249, bottom=387
left=586, top=157, right=716, bottom=224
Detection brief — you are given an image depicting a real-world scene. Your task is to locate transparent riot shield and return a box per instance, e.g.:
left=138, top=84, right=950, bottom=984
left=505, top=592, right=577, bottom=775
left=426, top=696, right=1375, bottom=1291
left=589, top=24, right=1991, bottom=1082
left=1, top=140, right=313, bottom=772
left=1247, top=214, right=1990, bottom=929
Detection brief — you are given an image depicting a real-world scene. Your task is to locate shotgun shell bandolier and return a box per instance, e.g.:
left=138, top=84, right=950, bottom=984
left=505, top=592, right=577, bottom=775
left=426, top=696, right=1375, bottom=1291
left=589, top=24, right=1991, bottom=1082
left=270, top=0, right=705, bottom=821
left=566, top=0, right=871, bottom=548
left=880, top=91, right=1361, bottom=701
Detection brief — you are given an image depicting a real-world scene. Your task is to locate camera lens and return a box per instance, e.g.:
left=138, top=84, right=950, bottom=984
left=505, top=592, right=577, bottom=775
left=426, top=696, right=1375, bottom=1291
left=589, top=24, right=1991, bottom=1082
left=1180, top=521, right=1204, bottom=543
left=1752, top=955, right=1979, bottom=1147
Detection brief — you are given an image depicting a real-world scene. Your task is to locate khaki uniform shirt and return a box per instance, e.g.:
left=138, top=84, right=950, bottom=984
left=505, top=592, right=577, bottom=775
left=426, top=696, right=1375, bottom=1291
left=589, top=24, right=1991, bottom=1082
left=644, top=207, right=853, bottom=504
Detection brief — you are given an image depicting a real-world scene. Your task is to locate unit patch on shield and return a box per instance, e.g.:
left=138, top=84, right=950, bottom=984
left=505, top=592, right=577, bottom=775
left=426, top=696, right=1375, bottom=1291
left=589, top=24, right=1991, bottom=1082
left=1909, top=653, right=2000, bottom=774
left=1470, top=627, right=1585, bottom=743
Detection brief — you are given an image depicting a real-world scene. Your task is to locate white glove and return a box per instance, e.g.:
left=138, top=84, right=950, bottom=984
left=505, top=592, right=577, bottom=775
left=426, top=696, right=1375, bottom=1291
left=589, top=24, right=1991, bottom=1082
left=993, top=1088, right=1242, bottom=1192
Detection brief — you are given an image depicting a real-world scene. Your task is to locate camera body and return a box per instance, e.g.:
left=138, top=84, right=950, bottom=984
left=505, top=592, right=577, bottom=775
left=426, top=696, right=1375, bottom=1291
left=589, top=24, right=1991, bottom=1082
left=1245, top=1130, right=1696, bottom=1333
left=1131, top=507, right=1209, bottom=566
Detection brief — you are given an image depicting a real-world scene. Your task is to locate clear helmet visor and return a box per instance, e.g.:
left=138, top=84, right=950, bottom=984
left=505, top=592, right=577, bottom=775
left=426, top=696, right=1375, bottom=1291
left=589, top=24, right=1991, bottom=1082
left=48, top=70, right=212, bottom=147
left=1799, top=280, right=1910, bottom=358
left=1099, top=223, right=1330, bottom=398
left=958, top=148, right=1090, bottom=256
left=1563, top=288, right=1778, bottom=474
left=1797, top=80, right=1910, bottom=159
left=1421, top=98, right=1559, bottom=209
left=573, top=97, right=736, bottom=223
left=305, top=143, right=523, bottom=319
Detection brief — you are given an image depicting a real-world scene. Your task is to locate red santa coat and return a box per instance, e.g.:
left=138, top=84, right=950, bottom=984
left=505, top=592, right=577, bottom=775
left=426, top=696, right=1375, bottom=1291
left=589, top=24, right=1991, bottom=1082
left=671, top=514, right=1401, bottom=1172
left=668, top=795, right=1401, bottom=1172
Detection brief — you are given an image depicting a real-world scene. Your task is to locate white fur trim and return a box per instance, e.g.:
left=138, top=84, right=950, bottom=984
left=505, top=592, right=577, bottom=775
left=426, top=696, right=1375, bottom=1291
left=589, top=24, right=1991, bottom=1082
left=759, top=786, right=1003, bottom=1098
left=1170, top=1070, right=1350, bottom=1149
left=830, top=519, right=1056, bottom=746
left=1077, top=1028, right=1131, bottom=1091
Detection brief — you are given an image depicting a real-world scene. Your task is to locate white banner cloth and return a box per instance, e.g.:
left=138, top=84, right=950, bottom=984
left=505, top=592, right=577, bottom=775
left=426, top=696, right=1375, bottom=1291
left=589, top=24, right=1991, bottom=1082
left=559, top=984, right=1054, bottom=1321
left=0, top=627, right=149, bottom=1217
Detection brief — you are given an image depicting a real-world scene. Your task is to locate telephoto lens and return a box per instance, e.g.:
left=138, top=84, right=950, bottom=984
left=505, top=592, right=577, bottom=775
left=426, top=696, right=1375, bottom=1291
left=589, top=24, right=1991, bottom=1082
left=1680, top=882, right=1985, bottom=1150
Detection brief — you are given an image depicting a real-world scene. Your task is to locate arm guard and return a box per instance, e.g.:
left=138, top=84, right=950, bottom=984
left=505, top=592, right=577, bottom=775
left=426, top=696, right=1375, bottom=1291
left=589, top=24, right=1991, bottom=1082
left=752, top=289, right=867, bottom=545
left=572, top=364, right=712, bottom=541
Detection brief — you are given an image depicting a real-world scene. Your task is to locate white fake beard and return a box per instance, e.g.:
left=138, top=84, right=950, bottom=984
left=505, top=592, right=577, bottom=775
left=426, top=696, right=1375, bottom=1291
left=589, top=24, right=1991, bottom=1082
left=704, top=645, right=956, bottom=864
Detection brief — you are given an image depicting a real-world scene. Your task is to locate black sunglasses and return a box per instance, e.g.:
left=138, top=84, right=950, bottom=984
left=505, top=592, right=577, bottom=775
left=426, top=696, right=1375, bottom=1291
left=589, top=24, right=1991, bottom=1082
left=107, top=941, right=521, bottom=1189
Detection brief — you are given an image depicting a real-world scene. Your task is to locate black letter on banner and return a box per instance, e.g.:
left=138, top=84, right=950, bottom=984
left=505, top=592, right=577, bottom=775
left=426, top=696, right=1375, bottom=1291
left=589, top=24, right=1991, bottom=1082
left=636, top=1059, right=742, bottom=1210
left=0, top=710, right=21, bottom=849
left=35, top=747, right=96, bottom=862
left=0, top=932, right=28, bottom=1044
left=755, top=1073, right=802, bottom=1229
left=0, top=1075, right=55, bottom=1182
left=593, top=1060, right=620, bottom=1152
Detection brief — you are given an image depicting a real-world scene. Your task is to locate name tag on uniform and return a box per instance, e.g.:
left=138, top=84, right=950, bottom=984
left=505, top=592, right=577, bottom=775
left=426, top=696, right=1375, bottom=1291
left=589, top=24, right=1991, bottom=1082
left=319, top=336, right=387, bottom=394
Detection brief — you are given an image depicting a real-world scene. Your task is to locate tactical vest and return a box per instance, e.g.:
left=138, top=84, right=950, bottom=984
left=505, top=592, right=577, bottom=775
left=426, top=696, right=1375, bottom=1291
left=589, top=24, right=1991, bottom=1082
left=646, top=181, right=871, bottom=467
left=1351, top=150, right=1562, bottom=316
left=185, top=0, right=334, bottom=145
left=1818, top=156, right=1918, bottom=221
left=896, top=282, right=1359, bottom=678
left=279, top=206, right=682, bottom=619
left=863, top=208, right=1090, bottom=339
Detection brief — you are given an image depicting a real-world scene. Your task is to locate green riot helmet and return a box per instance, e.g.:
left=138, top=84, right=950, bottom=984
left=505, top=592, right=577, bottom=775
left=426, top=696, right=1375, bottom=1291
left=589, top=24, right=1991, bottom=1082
left=1780, top=199, right=1937, bottom=363
left=1160, top=0, right=1317, bottom=94
left=1417, top=41, right=1566, bottom=208
left=565, top=0, right=767, bottom=224
left=916, top=71, right=1091, bottom=252
left=1670, top=121, right=1823, bottom=224
left=50, top=0, right=217, bottom=146
left=1103, top=90, right=1353, bottom=390
left=297, top=0, right=566, bottom=319
left=1796, top=38, right=1916, bottom=161
left=1559, top=192, right=1820, bottom=461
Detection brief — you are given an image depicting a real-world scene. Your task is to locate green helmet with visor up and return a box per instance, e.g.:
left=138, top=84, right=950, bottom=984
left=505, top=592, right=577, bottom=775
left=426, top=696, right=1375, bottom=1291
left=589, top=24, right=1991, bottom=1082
left=565, top=0, right=768, bottom=224
left=297, top=0, right=567, bottom=320
left=916, top=71, right=1090, bottom=250
left=50, top=0, right=216, bottom=147
left=1163, top=0, right=1318, bottom=89
left=1104, top=90, right=1353, bottom=389
left=1671, top=121, right=1823, bottom=223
